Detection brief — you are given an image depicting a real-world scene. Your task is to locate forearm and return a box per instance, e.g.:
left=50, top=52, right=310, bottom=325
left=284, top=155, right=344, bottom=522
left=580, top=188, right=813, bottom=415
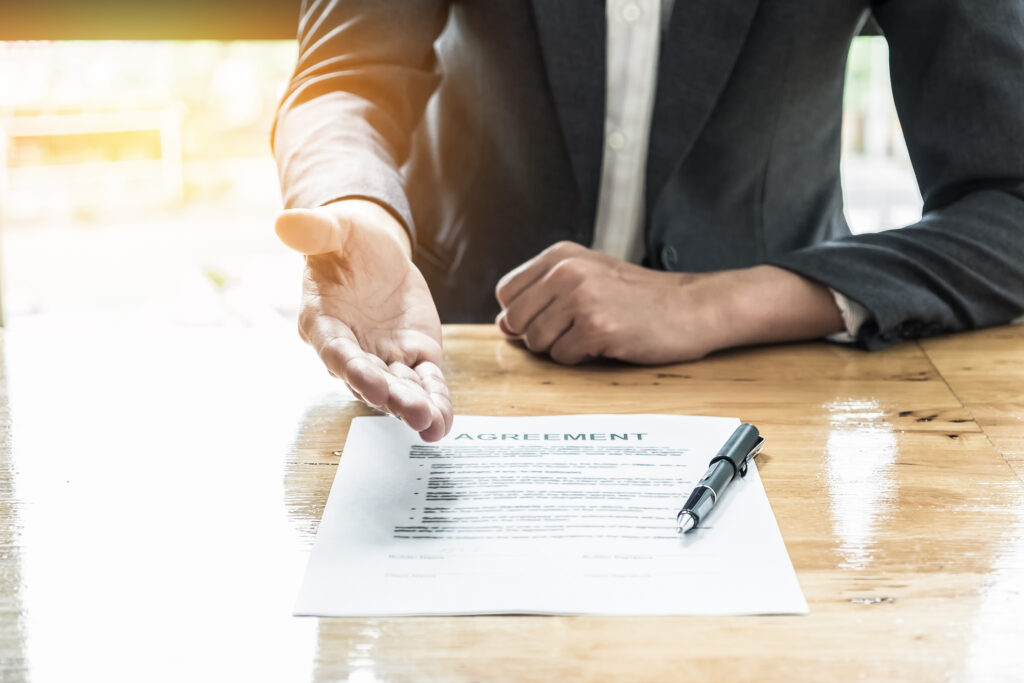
left=784, top=0, right=1024, bottom=347
left=274, top=93, right=415, bottom=227
left=493, top=241, right=846, bottom=365
left=696, top=265, right=844, bottom=352
left=272, top=1, right=448, bottom=232
left=769, top=188, right=1024, bottom=348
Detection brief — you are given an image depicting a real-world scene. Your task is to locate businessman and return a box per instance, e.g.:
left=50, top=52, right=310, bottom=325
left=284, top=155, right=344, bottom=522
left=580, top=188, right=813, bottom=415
left=272, top=1, right=1024, bottom=441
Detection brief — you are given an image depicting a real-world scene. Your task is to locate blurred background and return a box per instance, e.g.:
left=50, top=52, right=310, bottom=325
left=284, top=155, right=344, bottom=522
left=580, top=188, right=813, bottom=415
left=0, top=36, right=921, bottom=330
left=0, top=40, right=301, bottom=329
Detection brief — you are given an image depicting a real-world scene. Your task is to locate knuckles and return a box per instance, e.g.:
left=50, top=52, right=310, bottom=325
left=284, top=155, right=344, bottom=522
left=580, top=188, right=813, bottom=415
left=546, top=257, right=592, bottom=288
left=543, top=240, right=584, bottom=259
left=566, top=280, right=599, bottom=308
left=498, top=244, right=623, bottom=357
left=496, top=242, right=603, bottom=307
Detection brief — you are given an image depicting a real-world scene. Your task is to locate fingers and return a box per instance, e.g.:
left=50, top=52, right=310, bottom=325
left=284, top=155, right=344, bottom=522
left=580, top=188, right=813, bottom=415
left=305, top=315, right=452, bottom=441
left=275, top=208, right=350, bottom=256
left=494, top=242, right=621, bottom=365
left=382, top=367, right=434, bottom=430
left=520, top=297, right=574, bottom=354
left=415, top=361, right=453, bottom=441
left=495, top=283, right=556, bottom=338
left=495, top=240, right=586, bottom=308
left=497, top=253, right=586, bottom=350
left=496, top=255, right=580, bottom=337
left=381, top=361, right=452, bottom=441
left=495, top=257, right=547, bottom=309
left=316, top=330, right=391, bottom=408
left=276, top=200, right=412, bottom=259
left=548, top=323, right=595, bottom=365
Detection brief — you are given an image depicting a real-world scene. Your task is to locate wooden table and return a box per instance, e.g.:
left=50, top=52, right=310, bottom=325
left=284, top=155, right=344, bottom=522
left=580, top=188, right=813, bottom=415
left=1, top=322, right=1022, bottom=681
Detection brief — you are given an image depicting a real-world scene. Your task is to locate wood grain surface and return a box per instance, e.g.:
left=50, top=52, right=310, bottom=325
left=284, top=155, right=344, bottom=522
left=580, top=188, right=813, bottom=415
left=921, top=326, right=1024, bottom=482
left=1, top=322, right=1022, bottom=682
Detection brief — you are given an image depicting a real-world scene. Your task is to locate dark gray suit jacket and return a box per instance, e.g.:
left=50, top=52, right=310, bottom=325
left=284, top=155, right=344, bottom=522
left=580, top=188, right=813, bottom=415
left=273, top=0, right=1024, bottom=349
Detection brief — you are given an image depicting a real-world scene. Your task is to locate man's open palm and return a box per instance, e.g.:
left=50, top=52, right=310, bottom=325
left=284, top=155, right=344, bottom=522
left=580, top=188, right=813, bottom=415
left=276, top=200, right=452, bottom=441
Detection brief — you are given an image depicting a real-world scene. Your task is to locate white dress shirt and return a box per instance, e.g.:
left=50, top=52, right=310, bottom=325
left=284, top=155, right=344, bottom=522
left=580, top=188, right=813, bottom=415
left=593, top=0, right=866, bottom=340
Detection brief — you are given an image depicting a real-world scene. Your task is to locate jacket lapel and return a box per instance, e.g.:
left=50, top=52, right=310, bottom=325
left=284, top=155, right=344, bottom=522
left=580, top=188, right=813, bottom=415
left=529, top=0, right=762, bottom=228
left=530, top=1, right=606, bottom=229
left=645, top=0, right=762, bottom=208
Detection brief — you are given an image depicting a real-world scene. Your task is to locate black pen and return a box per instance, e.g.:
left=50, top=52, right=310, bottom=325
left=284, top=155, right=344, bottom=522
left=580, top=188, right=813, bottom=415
left=677, top=423, right=765, bottom=533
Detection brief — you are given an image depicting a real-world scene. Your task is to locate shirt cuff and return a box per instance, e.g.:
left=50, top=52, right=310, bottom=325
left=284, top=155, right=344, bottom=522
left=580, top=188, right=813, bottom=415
left=826, top=289, right=869, bottom=343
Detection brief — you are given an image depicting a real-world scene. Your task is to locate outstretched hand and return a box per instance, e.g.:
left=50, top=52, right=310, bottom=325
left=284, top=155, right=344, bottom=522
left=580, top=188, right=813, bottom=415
left=276, top=199, right=452, bottom=441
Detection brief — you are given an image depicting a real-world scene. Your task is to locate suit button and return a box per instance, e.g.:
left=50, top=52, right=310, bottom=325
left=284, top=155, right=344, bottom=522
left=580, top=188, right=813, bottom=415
left=660, top=244, right=679, bottom=270
left=607, top=130, right=627, bottom=151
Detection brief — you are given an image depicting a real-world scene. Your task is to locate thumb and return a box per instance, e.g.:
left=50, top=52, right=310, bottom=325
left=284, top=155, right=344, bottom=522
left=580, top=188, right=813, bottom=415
left=275, top=207, right=349, bottom=256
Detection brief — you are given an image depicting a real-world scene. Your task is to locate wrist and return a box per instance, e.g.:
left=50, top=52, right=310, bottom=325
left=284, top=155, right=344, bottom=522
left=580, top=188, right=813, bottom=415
left=688, top=265, right=845, bottom=353
left=324, top=198, right=413, bottom=260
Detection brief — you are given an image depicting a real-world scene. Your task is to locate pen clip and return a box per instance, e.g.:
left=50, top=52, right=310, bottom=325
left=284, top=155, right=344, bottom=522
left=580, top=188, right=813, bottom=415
left=738, top=436, right=765, bottom=478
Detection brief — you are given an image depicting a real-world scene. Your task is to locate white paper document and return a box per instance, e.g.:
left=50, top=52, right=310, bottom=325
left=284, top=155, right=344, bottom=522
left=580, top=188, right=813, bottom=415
left=296, top=414, right=808, bottom=616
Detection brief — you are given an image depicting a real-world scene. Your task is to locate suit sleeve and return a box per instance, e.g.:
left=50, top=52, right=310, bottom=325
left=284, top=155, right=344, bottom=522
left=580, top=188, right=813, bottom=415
left=272, top=0, right=450, bottom=243
left=768, top=0, right=1024, bottom=349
